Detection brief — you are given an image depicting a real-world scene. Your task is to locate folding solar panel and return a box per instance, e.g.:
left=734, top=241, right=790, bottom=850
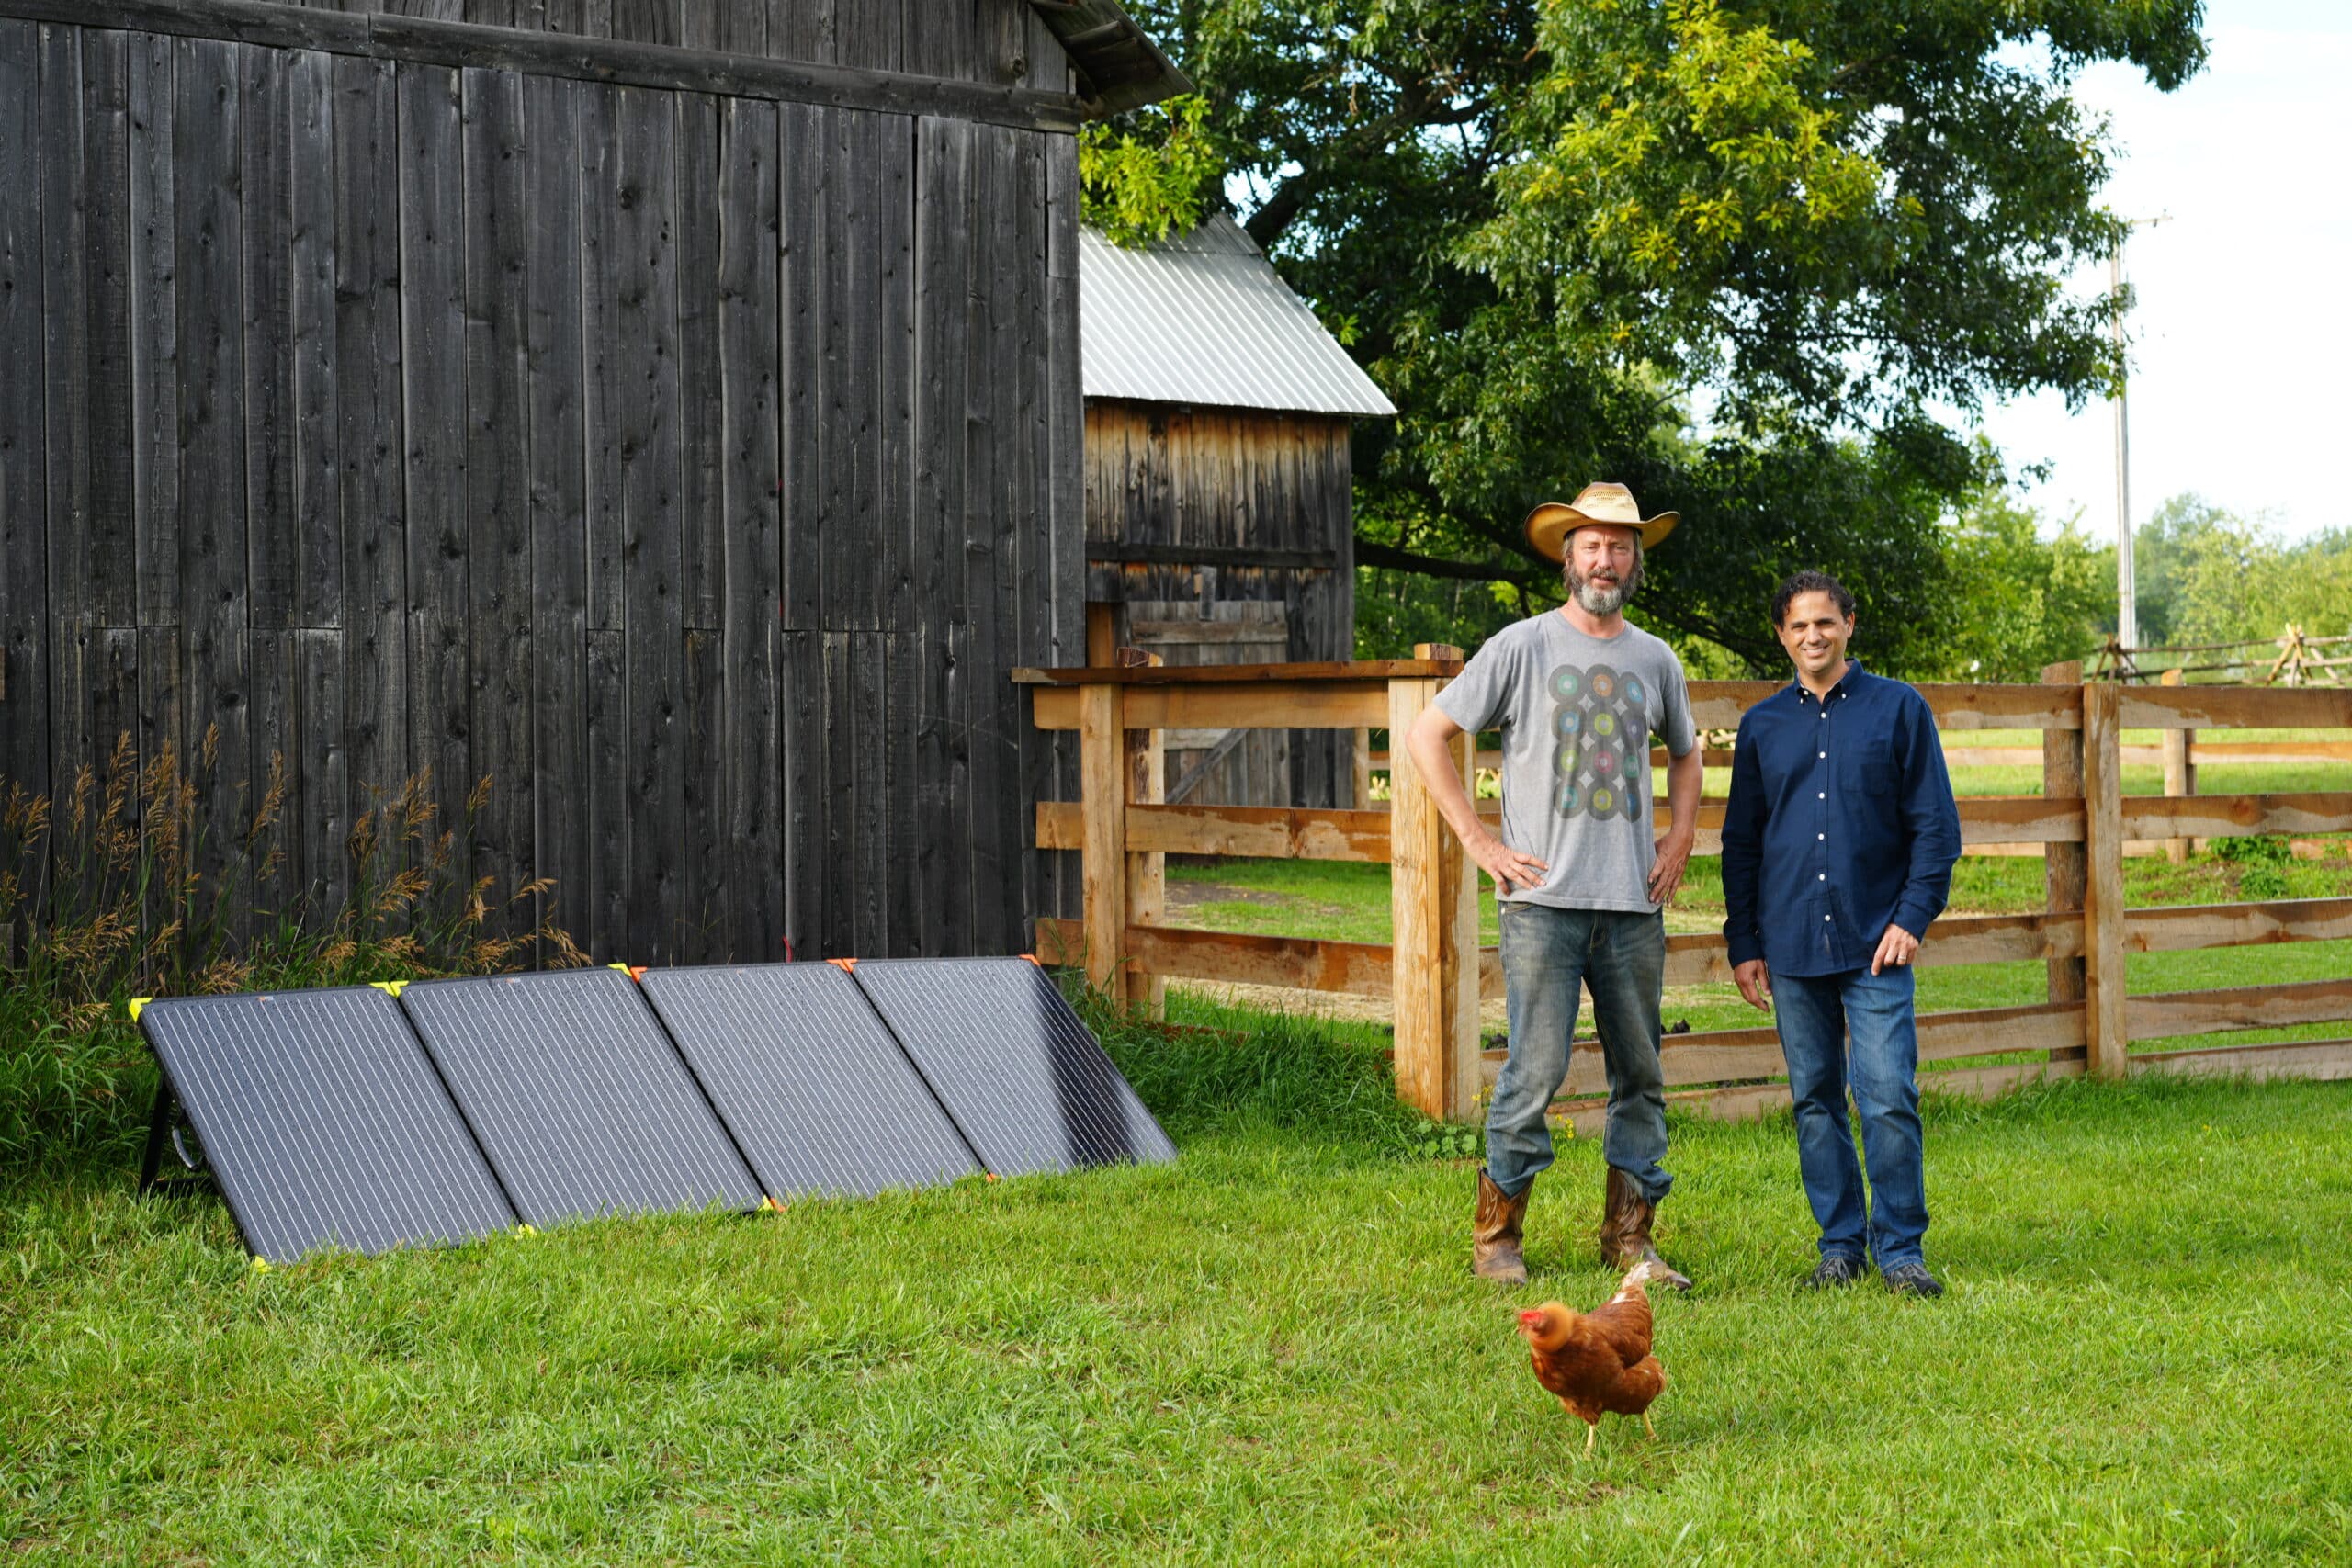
left=849, top=958, right=1178, bottom=1178
left=636, top=964, right=982, bottom=1200
left=397, top=969, right=763, bottom=1228
left=136, top=987, right=518, bottom=1263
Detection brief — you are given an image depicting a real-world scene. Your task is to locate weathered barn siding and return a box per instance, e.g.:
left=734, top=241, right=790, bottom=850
left=0, top=6, right=1084, bottom=964
left=1081, top=399, right=1355, bottom=807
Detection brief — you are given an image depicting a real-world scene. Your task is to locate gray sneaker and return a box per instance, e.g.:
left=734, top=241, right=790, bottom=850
left=1803, top=1255, right=1867, bottom=1291
left=1883, top=1261, right=1945, bottom=1298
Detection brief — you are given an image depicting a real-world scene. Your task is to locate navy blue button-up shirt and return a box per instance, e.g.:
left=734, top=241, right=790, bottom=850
left=1721, top=661, right=1962, bottom=977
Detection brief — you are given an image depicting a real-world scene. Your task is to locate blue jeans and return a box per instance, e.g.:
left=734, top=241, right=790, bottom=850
left=1487, top=903, right=1670, bottom=1203
left=1772, top=966, right=1928, bottom=1270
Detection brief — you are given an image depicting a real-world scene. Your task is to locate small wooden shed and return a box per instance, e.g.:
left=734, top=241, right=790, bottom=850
left=1078, top=213, right=1394, bottom=808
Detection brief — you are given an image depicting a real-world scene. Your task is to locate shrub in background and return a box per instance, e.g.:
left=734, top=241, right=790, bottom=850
left=0, top=732, right=581, bottom=1165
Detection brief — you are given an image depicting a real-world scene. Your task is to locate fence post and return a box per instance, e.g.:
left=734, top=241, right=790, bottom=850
left=2160, top=667, right=2194, bottom=863
left=1079, top=677, right=1126, bottom=999
left=2041, top=661, right=2087, bottom=1042
left=1119, top=648, right=1166, bottom=1018
left=2081, top=679, right=2131, bottom=1078
left=1387, top=644, right=1478, bottom=1122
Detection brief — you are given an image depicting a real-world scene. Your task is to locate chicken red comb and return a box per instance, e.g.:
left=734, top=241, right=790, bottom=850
left=1518, top=1308, right=1546, bottom=1326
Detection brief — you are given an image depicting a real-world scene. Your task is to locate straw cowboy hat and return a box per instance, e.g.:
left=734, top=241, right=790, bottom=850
left=1524, top=482, right=1679, bottom=563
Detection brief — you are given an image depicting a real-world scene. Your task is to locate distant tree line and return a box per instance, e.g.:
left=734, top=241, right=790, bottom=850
left=1354, top=490, right=2352, bottom=684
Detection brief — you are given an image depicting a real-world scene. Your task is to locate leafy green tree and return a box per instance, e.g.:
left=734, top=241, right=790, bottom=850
left=2132, top=495, right=2352, bottom=656
left=1931, top=489, right=2114, bottom=681
left=1090, top=0, right=2207, bottom=672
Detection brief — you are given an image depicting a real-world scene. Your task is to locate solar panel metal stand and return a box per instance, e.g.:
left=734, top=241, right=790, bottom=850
left=136, top=1077, right=218, bottom=1201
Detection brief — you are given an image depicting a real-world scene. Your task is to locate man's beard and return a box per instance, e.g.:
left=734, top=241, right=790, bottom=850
left=1566, top=562, right=1636, bottom=615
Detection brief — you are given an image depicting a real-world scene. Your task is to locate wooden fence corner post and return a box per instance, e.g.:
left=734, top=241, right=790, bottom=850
left=2080, top=679, right=2131, bottom=1079
left=1388, top=645, right=1477, bottom=1123
left=2041, top=661, right=2088, bottom=1042
left=1079, top=678, right=1126, bottom=1001
left=1119, top=647, right=1166, bottom=1019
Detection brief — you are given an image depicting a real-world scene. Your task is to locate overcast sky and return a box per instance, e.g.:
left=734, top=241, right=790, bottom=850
left=1973, top=0, right=2351, bottom=543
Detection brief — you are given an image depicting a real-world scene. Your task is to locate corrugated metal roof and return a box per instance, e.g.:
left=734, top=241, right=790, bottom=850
left=1080, top=213, right=1397, bottom=418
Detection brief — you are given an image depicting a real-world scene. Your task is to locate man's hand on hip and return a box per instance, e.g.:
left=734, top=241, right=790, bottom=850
left=1871, top=922, right=1921, bottom=976
left=1733, top=959, right=1772, bottom=1010
left=1646, top=828, right=1695, bottom=906
left=1471, top=832, right=1549, bottom=895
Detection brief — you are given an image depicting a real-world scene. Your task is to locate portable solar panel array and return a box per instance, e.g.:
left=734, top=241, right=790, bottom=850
left=134, top=958, right=1175, bottom=1264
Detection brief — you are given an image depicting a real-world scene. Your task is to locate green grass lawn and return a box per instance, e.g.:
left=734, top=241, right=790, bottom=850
left=5, top=1035, right=2347, bottom=1563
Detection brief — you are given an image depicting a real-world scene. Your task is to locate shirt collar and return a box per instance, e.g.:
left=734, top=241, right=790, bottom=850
left=1790, top=659, right=1869, bottom=705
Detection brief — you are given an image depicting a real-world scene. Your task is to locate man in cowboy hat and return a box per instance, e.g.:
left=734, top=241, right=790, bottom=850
left=1404, top=482, right=1703, bottom=1289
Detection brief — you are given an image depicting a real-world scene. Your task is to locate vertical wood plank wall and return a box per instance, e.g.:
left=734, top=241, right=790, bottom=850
left=0, top=6, right=1084, bottom=964
left=1081, top=400, right=1359, bottom=807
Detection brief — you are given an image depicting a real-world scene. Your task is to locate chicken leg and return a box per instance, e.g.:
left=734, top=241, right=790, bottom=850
left=1583, top=1423, right=1597, bottom=1456
left=1643, top=1412, right=1655, bottom=1438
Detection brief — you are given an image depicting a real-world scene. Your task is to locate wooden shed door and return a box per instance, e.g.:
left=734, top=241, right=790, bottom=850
left=1123, top=601, right=1291, bottom=807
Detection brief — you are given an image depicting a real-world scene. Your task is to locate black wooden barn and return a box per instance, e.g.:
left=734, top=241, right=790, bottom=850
left=1078, top=212, right=1394, bottom=807
left=0, top=0, right=1186, bottom=965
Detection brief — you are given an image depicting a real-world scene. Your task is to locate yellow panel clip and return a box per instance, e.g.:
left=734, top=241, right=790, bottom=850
left=251, top=1257, right=273, bottom=1275
left=369, top=980, right=409, bottom=998
left=129, top=997, right=153, bottom=1022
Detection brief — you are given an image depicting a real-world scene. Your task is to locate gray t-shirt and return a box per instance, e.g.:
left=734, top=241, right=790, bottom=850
left=1433, top=613, right=1698, bottom=911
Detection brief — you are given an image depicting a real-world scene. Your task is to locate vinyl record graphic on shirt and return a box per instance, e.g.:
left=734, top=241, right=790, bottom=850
left=1547, top=661, right=1648, bottom=825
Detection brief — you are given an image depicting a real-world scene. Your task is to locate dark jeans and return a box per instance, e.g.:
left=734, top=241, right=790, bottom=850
left=1487, top=902, right=1670, bottom=1202
left=1772, top=966, right=1928, bottom=1270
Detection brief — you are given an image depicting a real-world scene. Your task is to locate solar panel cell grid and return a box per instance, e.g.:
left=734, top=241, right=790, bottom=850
left=851, top=958, right=1179, bottom=1179
left=398, top=969, right=763, bottom=1228
left=137, top=988, right=518, bottom=1263
left=638, top=964, right=982, bottom=1201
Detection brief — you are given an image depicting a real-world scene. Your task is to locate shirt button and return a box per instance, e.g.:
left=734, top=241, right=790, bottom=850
left=1824, top=915, right=1833, bottom=922
left=1817, top=792, right=1826, bottom=799
left=1818, top=751, right=1826, bottom=759
left=1817, top=832, right=1825, bottom=840
left=1817, top=873, right=1826, bottom=880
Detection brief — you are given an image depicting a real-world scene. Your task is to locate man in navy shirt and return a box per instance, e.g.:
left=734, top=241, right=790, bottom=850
left=1721, top=571, right=1961, bottom=1297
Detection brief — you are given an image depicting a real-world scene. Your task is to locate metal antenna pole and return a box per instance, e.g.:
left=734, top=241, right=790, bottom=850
left=2111, top=244, right=2136, bottom=654
left=2109, top=214, right=2167, bottom=662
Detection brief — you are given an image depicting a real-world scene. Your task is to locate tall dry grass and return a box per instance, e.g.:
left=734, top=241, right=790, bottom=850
left=0, top=730, right=582, bottom=1162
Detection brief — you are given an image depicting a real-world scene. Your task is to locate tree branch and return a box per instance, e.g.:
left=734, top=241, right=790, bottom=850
left=1355, top=537, right=1536, bottom=581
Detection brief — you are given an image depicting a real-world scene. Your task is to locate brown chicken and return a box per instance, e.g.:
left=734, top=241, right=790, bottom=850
left=1515, top=1259, right=1670, bottom=1454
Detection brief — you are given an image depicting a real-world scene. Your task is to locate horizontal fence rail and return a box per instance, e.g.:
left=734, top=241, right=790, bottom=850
left=1018, top=655, right=2352, bottom=1124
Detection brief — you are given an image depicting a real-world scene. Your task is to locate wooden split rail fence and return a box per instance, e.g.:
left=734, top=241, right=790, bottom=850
left=1016, top=653, right=2352, bottom=1126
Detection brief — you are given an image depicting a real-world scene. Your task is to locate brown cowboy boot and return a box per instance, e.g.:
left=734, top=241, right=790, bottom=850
left=1473, top=1168, right=1532, bottom=1285
left=1599, top=1167, right=1692, bottom=1291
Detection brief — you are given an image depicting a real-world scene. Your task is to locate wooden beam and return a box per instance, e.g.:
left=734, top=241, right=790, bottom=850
left=2120, top=684, right=2352, bottom=730
left=1386, top=666, right=1478, bottom=1122
left=0, top=1, right=1091, bottom=131
left=2042, top=663, right=2088, bottom=1017
left=1686, top=681, right=2085, bottom=731
left=2126, top=977, right=2352, bottom=1041
left=1035, top=795, right=2083, bottom=862
left=2131, top=1038, right=2352, bottom=1083
left=1078, top=682, right=1125, bottom=997
left=2123, top=897, right=2352, bottom=953
left=2080, top=680, right=2130, bottom=1079
left=2117, top=792, right=2352, bottom=840
left=1029, top=680, right=1392, bottom=732
left=1549, top=1057, right=2089, bottom=1139
left=2160, top=667, right=2194, bottom=863
left=1120, top=648, right=1166, bottom=1018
